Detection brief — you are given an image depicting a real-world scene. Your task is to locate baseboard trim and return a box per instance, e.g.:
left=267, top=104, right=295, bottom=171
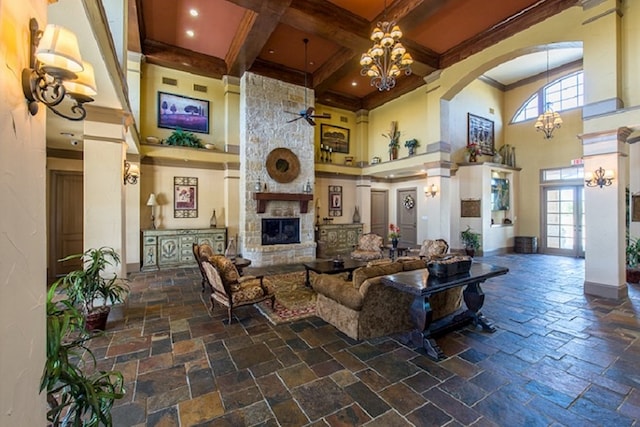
left=127, top=262, right=141, bottom=274
left=584, top=280, right=628, bottom=300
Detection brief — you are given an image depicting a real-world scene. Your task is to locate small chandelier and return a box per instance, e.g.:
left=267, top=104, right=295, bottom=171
left=535, top=102, right=563, bottom=139
left=360, top=4, right=413, bottom=91
left=534, top=47, right=562, bottom=139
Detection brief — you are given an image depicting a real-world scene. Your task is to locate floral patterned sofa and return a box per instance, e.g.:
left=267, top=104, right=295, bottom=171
left=312, top=240, right=462, bottom=340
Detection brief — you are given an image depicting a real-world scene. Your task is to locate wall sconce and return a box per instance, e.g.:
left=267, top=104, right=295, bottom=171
left=585, top=167, right=614, bottom=188
left=123, top=160, right=139, bottom=185
left=146, top=193, right=157, bottom=229
left=424, top=183, right=438, bottom=198
left=22, top=18, right=96, bottom=121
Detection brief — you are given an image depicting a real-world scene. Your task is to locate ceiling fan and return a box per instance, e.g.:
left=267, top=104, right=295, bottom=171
left=286, top=38, right=331, bottom=126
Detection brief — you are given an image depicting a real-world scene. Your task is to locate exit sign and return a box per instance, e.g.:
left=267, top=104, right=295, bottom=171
left=571, top=158, right=584, bottom=165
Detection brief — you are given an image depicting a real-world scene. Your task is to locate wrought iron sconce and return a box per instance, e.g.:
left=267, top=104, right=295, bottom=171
left=584, top=167, right=614, bottom=188
left=22, top=18, right=96, bottom=121
left=123, top=161, right=139, bottom=185
left=424, top=183, right=438, bottom=198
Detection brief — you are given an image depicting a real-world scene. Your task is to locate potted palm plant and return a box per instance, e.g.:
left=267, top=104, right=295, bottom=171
left=461, top=226, right=481, bottom=257
left=55, top=247, right=129, bottom=331
left=42, top=282, right=125, bottom=426
left=626, top=236, right=640, bottom=284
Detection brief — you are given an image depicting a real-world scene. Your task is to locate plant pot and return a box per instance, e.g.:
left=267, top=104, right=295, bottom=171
left=391, top=238, right=399, bottom=249
left=85, top=306, right=111, bottom=331
left=465, top=247, right=476, bottom=257
left=626, top=267, right=640, bottom=284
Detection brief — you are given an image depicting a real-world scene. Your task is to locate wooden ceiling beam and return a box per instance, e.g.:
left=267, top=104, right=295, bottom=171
left=440, top=0, right=580, bottom=68
left=226, top=0, right=292, bottom=76
left=143, top=40, right=227, bottom=79
left=316, top=90, right=363, bottom=112
left=313, top=47, right=356, bottom=92
left=127, top=0, right=142, bottom=52
left=249, top=58, right=306, bottom=87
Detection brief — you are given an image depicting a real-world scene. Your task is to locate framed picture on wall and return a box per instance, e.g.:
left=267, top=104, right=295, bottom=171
left=329, top=185, right=342, bottom=217
left=320, top=124, right=350, bottom=154
left=174, top=176, right=198, bottom=218
left=158, top=92, right=210, bottom=134
left=468, top=113, right=494, bottom=155
left=461, top=199, right=481, bottom=218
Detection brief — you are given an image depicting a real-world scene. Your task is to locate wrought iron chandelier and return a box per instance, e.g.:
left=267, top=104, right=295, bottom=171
left=534, top=48, right=562, bottom=139
left=360, top=2, right=413, bottom=91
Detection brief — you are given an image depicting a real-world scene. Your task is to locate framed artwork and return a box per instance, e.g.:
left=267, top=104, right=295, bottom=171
left=633, top=194, right=640, bottom=222
left=491, top=178, right=510, bottom=211
left=174, top=177, right=198, bottom=218
left=320, top=124, right=350, bottom=154
left=461, top=199, right=481, bottom=218
left=329, top=185, right=342, bottom=217
left=468, top=113, right=494, bottom=155
left=158, top=92, right=210, bottom=134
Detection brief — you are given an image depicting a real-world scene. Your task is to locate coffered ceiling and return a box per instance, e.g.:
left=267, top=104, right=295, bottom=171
left=131, top=0, right=579, bottom=112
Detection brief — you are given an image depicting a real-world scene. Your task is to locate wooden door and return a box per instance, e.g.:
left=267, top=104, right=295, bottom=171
left=397, top=188, right=417, bottom=247
left=49, top=171, right=83, bottom=283
left=370, top=190, right=388, bottom=242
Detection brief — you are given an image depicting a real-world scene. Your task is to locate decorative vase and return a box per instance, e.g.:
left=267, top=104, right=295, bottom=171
left=390, top=146, right=398, bottom=161
left=209, top=209, right=217, bottom=228
left=85, top=306, right=111, bottom=331
left=408, top=147, right=415, bottom=156
left=493, top=151, right=503, bottom=164
left=352, top=206, right=361, bottom=223
left=225, top=237, right=237, bottom=261
left=469, top=152, right=477, bottom=162
left=391, top=237, right=399, bottom=249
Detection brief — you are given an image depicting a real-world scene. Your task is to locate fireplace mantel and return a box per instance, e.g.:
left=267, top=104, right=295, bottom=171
left=253, top=192, right=313, bottom=214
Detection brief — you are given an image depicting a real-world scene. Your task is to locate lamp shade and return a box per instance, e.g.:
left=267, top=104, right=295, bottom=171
left=146, top=193, right=157, bottom=207
left=36, top=24, right=83, bottom=75
left=63, top=61, right=97, bottom=98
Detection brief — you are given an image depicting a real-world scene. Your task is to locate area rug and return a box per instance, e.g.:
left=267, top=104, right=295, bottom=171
left=255, top=271, right=317, bottom=325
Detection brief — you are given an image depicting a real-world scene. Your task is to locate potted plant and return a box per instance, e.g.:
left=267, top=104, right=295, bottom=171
left=42, top=282, right=125, bottom=426
left=55, top=247, right=129, bottom=331
left=388, top=223, right=401, bottom=248
left=404, top=138, right=419, bottom=156
left=626, top=236, right=640, bottom=283
left=465, top=143, right=481, bottom=162
left=461, top=226, right=481, bottom=257
left=383, top=121, right=401, bottom=161
left=162, top=128, right=204, bottom=148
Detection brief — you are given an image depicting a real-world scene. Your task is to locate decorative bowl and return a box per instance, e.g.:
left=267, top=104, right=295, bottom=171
left=146, top=136, right=159, bottom=144
left=204, top=143, right=216, bottom=150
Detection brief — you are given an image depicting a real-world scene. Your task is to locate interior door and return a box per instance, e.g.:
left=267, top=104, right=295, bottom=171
left=542, top=186, right=585, bottom=257
left=397, top=188, right=417, bottom=247
left=49, top=171, right=83, bottom=283
left=370, top=190, right=388, bottom=240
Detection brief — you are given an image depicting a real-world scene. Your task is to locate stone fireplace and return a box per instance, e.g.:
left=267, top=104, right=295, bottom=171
left=262, top=218, right=300, bottom=245
left=238, top=72, right=316, bottom=266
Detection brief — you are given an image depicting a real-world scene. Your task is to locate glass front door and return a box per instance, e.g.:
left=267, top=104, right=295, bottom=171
left=542, top=186, right=585, bottom=257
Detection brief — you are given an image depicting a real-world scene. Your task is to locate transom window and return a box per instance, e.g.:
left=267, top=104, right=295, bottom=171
left=512, top=71, right=583, bottom=123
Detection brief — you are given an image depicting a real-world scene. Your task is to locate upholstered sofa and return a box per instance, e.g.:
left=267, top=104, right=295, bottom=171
left=312, top=240, right=462, bottom=341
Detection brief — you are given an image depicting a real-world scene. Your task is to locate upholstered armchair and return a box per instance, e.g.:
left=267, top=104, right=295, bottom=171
left=418, top=239, right=449, bottom=260
left=350, top=233, right=384, bottom=261
left=193, top=243, right=215, bottom=292
left=200, top=254, right=274, bottom=324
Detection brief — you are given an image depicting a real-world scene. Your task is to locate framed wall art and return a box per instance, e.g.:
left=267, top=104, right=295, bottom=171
left=158, top=92, right=210, bottom=134
left=461, top=199, right=481, bottom=218
left=633, top=194, right=640, bottom=222
left=320, top=124, right=350, bottom=154
left=328, top=185, right=342, bottom=217
left=174, top=176, right=198, bottom=218
left=491, top=178, right=510, bottom=211
left=468, top=113, right=494, bottom=155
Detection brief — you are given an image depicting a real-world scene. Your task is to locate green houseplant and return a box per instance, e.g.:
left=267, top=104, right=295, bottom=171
left=55, top=247, right=129, bottom=331
left=626, top=236, right=640, bottom=283
left=42, top=282, right=125, bottom=426
left=404, top=138, right=419, bottom=156
left=162, top=128, right=204, bottom=148
left=461, top=226, right=481, bottom=257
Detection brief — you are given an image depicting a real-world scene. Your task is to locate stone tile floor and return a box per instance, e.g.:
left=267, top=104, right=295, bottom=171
left=98, top=254, right=640, bottom=426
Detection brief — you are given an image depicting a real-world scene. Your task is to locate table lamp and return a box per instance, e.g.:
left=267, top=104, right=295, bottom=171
left=146, top=193, right=157, bottom=229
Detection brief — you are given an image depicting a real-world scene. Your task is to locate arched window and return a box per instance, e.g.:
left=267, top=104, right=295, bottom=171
left=512, top=71, right=583, bottom=123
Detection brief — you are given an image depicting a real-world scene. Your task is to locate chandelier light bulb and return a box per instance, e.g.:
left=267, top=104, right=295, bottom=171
left=390, top=25, right=402, bottom=39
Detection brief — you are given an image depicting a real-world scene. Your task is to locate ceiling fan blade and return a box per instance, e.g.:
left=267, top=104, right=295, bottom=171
left=305, top=116, right=316, bottom=126
left=311, top=113, right=332, bottom=119
left=286, top=116, right=303, bottom=123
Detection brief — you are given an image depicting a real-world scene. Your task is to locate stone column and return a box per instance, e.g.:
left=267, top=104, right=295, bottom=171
left=581, top=128, right=629, bottom=299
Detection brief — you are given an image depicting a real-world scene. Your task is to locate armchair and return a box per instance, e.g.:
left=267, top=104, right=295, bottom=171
left=193, top=243, right=215, bottom=292
left=200, top=254, right=274, bottom=324
left=350, top=233, right=384, bottom=261
left=418, top=239, right=449, bottom=260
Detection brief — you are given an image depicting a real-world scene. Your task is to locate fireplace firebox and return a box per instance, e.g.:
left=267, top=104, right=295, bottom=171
left=261, top=218, right=300, bottom=245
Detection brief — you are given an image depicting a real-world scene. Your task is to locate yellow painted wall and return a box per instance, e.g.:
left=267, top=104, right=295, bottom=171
left=140, top=64, right=226, bottom=148
left=621, top=0, right=640, bottom=107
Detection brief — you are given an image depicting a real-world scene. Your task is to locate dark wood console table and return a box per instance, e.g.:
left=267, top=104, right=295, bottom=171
left=381, top=262, right=508, bottom=361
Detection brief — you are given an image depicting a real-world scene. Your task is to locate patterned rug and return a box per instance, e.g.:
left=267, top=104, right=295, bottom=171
left=256, top=271, right=317, bottom=324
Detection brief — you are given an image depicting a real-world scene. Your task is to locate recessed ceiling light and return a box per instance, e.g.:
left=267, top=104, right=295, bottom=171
left=309, top=61, right=315, bottom=66
left=268, top=49, right=275, bottom=54
left=186, top=30, right=194, bottom=37
left=351, top=81, right=357, bottom=86
left=189, top=9, right=199, bottom=17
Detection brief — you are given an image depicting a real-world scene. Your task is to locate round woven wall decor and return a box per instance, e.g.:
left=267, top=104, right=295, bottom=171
left=265, top=148, right=300, bottom=183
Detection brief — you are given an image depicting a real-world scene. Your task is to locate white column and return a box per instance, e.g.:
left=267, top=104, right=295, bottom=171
left=224, top=76, right=241, bottom=153
left=581, top=129, right=629, bottom=299
left=83, top=119, right=128, bottom=278
left=224, top=167, right=240, bottom=250
left=424, top=163, right=452, bottom=243
left=356, top=177, right=372, bottom=233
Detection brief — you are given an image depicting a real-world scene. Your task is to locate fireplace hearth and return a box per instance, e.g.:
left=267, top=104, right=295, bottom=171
left=262, top=218, right=300, bottom=245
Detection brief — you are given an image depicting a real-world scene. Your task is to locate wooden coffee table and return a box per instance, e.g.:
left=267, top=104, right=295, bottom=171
left=302, top=259, right=366, bottom=287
